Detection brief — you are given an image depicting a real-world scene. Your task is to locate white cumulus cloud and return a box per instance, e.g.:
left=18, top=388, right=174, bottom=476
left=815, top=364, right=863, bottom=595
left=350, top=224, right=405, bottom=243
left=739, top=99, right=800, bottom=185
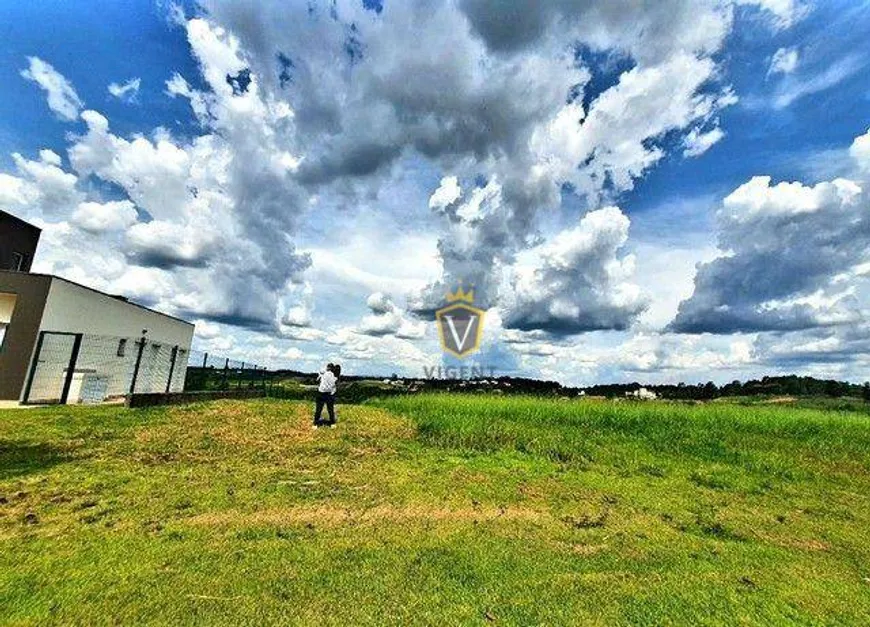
left=503, top=207, right=648, bottom=335
left=428, top=176, right=461, bottom=211
left=672, top=131, right=870, bottom=334
left=20, top=57, right=83, bottom=121
left=71, top=200, right=138, bottom=233
left=108, top=77, right=141, bottom=102
left=768, top=47, right=799, bottom=76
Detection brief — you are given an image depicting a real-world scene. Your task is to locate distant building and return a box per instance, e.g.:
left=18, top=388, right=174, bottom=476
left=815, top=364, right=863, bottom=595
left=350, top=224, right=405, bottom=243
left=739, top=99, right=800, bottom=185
left=0, top=209, right=41, bottom=272
left=0, top=271, right=194, bottom=405
left=626, top=387, right=658, bottom=400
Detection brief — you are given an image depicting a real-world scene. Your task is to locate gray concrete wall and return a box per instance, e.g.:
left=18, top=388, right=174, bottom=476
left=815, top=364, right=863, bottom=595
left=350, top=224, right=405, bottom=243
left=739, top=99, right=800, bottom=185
left=0, top=272, right=51, bottom=400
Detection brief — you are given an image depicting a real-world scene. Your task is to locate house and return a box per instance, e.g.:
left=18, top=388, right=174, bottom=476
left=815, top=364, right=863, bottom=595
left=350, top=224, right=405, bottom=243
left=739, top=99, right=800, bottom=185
left=1, top=209, right=41, bottom=272
left=0, top=270, right=194, bottom=405
left=1, top=210, right=196, bottom=405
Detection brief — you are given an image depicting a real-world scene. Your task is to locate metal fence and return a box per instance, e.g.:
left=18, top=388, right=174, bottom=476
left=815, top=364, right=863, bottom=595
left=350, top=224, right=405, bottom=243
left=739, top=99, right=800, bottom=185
left=23, top=331, right=189, bottom=405
left=182, top=349, right=268, bottom=392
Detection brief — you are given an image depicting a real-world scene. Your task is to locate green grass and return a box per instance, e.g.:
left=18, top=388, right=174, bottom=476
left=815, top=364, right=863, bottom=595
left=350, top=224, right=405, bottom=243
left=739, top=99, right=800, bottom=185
left=1, top=395, right=868, bottom=625
left=715, top=394, right=870, bottom=416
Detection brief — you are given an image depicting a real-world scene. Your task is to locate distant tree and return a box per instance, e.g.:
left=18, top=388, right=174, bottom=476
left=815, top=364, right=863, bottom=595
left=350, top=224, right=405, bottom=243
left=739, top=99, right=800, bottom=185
left=702, top=381, right=718, bottom=399
left=863, top=382, right=870, bottom=403
left=824, top=380, right=842, bottom=398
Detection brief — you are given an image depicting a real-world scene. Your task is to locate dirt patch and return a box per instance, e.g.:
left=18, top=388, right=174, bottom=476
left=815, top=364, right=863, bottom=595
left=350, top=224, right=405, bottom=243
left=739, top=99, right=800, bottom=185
left=756, top=532, right=831, bottom=552
left=762, top=396, right=797, bottom=404
left=133, top=402, right=414, bottom=459
left=185, top=503, right=549, bottom=528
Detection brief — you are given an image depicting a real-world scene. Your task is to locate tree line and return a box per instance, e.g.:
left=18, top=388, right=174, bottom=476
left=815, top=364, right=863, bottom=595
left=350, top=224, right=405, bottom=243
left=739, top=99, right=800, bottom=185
left=579, top=375, right=870, bottom=401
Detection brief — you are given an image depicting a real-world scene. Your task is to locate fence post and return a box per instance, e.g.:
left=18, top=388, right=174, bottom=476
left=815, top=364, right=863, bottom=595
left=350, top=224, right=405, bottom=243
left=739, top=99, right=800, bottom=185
left=21, top=331, right=47, bottom=404
left=166, top=345, right=178, bottom=393
left=130, top=333, right=147, bottom=396
left=59, top=334, right=83, bottom=405
left=202, top=352, right=208, bottom=368
left=222, top=358, right=229, bottom=389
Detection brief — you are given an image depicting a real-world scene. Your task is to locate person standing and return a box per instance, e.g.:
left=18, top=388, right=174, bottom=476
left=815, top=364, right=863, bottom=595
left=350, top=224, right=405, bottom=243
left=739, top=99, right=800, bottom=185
left=313, top=364, right=337, bottom=428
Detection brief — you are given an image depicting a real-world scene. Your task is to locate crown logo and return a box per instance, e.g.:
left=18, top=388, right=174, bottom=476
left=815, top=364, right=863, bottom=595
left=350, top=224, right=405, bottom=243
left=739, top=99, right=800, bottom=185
left=445, top=284, right=475, bottom=304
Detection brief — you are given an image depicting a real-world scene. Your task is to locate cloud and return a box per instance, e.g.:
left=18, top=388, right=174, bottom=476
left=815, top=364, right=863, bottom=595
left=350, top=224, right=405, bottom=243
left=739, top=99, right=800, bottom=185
left=458, top=0, right=734, bottom=62
left=672, top=133, right=870, bottom=334
left=200, top=0, right=740, bottom=327
left=280, top=282, right=315, bottom=327
left=20, top=57, right=83, bottom=121
left=459, top=0, right=798, bottom=59
left=9, top=1, right=845, bottom=383
left=282, top=346, right=308, bottom=361
left=632, top=240, right=719, bottom=329
left=683, top=126, right=725, bottom=157
left=753, top=322, right=870, bottom=369
left=307, top=231, right=440, bottom=298
left=532, top=53, right=737, bottom=196
left=71, top=200, right=138, bottom=233
left=736, top=0, right=809, bottom=29
left=772, top=54, right=865, bottom=109
left=609, top=332, right=754, bottom=373
left=4, top=151, right=82, bottom=219
left=502, top=206, right=648, bottom=334
left=325, top=326, right=429, bottom=371
left=358, top=292, right=427, bottom=339
left=69, top=110, right=192, bottom=221
left=108, top=78, right=142, bottom=102
left=768, top=47, right=799, bottom=76
left=281, top=306, right=312, bottom=327
left=8, top=18, right=313, bottom=332
left=193, top=319, right=223, bottom=340
left=365, top=292, right=393, bottom=315
left=410, top=51, right=735, bottom=315
left=94, top=19, right=310, bottom=326
left=124, top=220, right=219, bottom=269
left=501, top=328, right=562, bottom=357
left=501, top=324, right=763, bottom=386
left=850, top=128, right=870, bottom=173
left=279, top=326, right=326, bottom=342
left=428, top=176, right=461, bottom=211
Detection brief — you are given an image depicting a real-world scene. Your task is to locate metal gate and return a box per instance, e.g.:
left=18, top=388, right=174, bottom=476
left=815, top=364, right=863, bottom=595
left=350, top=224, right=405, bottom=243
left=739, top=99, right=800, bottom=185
left=21, top=332, right=189, bottom=404
left=22, top=331, right=82, bottom=404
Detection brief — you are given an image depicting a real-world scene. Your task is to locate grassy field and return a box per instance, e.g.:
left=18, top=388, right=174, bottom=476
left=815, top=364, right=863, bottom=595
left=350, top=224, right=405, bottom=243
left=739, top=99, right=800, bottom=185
left=1, top=395, right=868, bottom=625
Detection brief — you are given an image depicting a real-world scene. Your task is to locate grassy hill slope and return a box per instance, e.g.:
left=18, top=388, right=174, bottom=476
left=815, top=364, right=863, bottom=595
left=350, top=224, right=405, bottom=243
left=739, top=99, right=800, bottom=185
left=1, top=396, right=868, bottom=625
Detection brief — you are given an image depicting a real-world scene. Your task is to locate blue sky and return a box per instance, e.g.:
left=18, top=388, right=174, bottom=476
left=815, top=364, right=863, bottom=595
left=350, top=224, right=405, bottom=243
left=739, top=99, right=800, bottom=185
left=0, top=2, right=198, bottom=160
left=2, top=0, right=870, bottom=384
left=626, top=2, right=870, bottom=214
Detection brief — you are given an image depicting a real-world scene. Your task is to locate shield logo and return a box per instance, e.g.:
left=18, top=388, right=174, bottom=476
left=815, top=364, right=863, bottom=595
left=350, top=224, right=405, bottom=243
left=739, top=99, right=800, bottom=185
left=436, top=289, right=485, bottom=358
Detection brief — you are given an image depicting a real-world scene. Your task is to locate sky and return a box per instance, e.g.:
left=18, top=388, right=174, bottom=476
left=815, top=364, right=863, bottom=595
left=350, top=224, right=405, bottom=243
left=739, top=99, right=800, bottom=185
left=2, top=0, right=870, bottom=385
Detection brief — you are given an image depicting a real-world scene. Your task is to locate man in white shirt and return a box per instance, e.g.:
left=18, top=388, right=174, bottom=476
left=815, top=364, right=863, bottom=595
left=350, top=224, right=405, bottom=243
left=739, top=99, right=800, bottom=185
left=314, top=363, right=337, bottom=427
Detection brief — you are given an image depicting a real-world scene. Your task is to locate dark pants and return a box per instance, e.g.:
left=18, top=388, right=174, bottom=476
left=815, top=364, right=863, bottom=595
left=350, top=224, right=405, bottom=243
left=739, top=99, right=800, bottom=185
left=314, top=392, right=336, bottom=425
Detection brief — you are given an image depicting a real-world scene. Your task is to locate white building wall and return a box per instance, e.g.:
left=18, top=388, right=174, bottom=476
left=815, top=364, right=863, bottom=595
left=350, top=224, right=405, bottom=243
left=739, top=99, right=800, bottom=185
left=40, top=278, right=193, bottom=346
left=36, top=277, right=194, bottom=396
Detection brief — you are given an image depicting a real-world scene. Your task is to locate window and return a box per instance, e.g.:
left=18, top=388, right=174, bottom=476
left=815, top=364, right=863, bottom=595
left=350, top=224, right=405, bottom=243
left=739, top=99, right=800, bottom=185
left=0, top=293, right=16, bottom=353
left=117, top=339, right=127, bottom=357
left=11, top=252, right=26, bottom=272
